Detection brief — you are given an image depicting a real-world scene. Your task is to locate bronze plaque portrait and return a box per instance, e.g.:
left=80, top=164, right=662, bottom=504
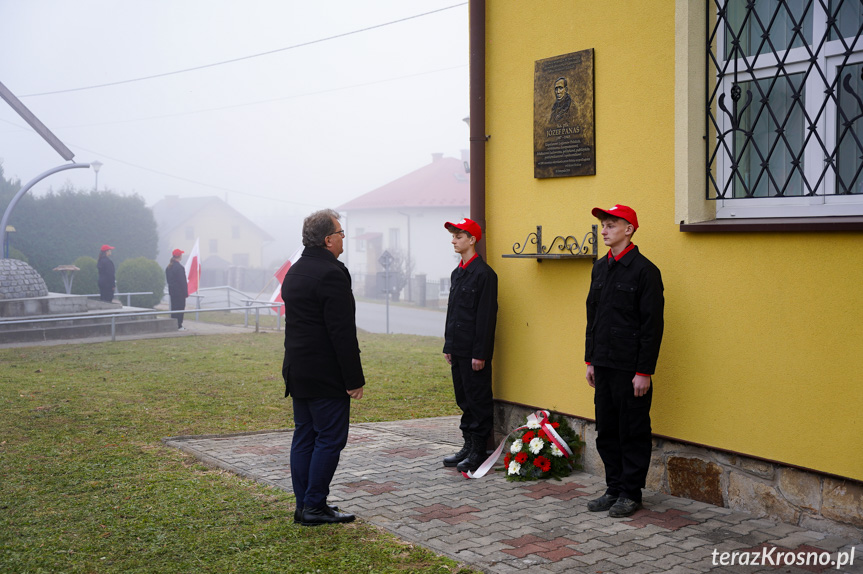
left=534, top=49, right=595, bottom=178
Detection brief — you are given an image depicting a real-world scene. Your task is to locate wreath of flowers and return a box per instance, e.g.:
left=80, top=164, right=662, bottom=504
left=502, top=412, right=584, bottom=482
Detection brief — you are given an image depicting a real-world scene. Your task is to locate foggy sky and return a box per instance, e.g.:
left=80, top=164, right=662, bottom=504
left=0, top=0, right=470, bottom=263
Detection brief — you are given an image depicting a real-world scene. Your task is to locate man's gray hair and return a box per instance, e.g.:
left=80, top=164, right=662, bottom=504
left=302, top=209, right=340, bottom=247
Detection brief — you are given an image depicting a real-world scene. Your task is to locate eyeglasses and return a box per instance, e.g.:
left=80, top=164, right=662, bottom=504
left=328, top=229, right=345, bottom=238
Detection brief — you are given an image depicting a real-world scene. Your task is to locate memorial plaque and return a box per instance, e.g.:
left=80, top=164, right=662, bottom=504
left=534, top=48, right=595, bottom=178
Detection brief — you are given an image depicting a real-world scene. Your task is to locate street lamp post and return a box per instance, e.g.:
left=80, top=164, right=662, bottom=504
left=3, top=225, right=14, bottom=259
left=1, top=163, right=92, bottom=258
left=0, top=80, right=92, bottom=257
left=91, top=160, right=102, bottom=191
left=398, top=211, right=411, bottom=303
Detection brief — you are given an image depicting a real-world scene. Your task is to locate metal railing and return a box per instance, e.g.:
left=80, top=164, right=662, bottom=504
left=195, top=285, right=256, bottom=308
left=182, top=286, right=282, bottom=325
left=0, top=303, right=281, bottom=343
left=79, top=291, right=155, bottom=307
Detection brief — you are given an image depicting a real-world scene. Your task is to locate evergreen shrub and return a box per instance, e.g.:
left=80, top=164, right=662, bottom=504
left=116, top=257, right=165, bottom=308
left=71, top=256, right=98, bottom=295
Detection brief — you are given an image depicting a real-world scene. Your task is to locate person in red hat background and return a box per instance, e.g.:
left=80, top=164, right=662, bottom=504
left=165, top=248, right=189, bottom=330
left=442, top=218, right=498, bottom=473
left=584, top=204, right=664, bottom=518
left=96, top=244, right=116, bottom=303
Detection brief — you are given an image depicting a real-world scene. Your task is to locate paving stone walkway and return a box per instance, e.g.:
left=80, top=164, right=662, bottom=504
left=164, top=416, right=862, bottom=574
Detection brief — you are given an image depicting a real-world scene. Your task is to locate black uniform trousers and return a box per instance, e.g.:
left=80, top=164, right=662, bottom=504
left=593, top=365, right=653, bottom=503
left=170, top=295, right=186, bottom=328
left=450, top=355, right=493, bottom=440
left=99, top=285, right=113, bottom=303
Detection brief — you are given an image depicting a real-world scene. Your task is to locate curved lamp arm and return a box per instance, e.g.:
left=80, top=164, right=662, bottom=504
left=1, top=162, right=91, bottom=258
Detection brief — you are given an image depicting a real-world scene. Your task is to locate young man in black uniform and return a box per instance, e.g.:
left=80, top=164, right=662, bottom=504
left=442, top=218, right=498, bottom=473
left=584, top=205, right=664, bottom=518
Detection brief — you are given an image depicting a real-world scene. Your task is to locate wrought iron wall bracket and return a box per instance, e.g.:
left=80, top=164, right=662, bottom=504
left=502, top=225, right=598, bottom=262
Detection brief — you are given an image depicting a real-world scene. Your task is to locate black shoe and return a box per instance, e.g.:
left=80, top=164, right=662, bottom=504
left=443, top=438, right=470, bottom=467
left=293, top=503, right=340, bottom=524
left=456, top=434, right=486, bottom=473
left=300, top=505, right=355, bottom=526
left=587, top=494, right=618, bottom=512
left=608, top=497, right=642, bottom=518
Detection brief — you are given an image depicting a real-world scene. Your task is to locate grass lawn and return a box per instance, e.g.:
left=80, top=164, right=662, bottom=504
left=0, top=331, right=476, bottom=573
left=190, top=309, right=282, bottom=330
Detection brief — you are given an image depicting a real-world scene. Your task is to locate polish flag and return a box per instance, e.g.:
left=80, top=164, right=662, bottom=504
left=270, top=246, right=303, bottom=315
left=185, top=238, right=201, bottom=295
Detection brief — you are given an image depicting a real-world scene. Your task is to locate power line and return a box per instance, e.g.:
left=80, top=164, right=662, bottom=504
left=19, top=2, right=468, bottom=98
left=71, top=144, right=326, bottom=207
left=1, top=60, right=467, bottom=200
left=0, top=129, right=326, bottom=208
left=8, top=64, right=466, bottom=132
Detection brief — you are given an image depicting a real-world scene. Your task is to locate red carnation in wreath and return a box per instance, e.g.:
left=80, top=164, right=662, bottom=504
left=533, top=455, right=552, bottom=472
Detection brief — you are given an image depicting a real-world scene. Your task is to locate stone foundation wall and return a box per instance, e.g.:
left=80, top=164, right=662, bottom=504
left=494, top=401, right=863, bottom=539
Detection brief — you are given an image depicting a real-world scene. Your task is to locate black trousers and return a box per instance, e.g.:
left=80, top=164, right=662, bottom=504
left=593, top=365, right=653, bottom=503
left=290, top=396, right=351, bottom=511
left=170, top=295, right=185, bottom=327
left=450, top=355, right=493, bottom=439
left=99, top=285, right=113, bottom=303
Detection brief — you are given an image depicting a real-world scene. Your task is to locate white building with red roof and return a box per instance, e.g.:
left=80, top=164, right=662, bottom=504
left=338, top=153, right=469, bottom=304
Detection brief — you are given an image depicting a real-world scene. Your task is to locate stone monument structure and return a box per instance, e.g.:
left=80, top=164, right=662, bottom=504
left=0, top=259, right=48, bottom=300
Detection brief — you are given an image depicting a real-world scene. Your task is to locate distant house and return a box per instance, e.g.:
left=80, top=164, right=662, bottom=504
left=338, top=153, right=469, bottom=305
left=151, top=196, right=273, bottom=290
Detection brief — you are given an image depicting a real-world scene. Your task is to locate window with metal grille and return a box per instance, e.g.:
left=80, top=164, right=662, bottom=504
left=707, top=0, right=863, bottom=218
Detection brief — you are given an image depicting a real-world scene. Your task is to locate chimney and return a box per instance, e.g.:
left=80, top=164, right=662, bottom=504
left=432, top=153, right=444, bottom=162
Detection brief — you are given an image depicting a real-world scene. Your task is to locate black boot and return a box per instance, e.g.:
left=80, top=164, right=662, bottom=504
left=443, top=435, right=470, bottom=467
left=456, top=434, right=486, bottom=473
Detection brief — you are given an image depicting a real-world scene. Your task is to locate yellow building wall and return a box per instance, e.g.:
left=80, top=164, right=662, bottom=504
left=485, top=1, right=863, bottom=481
left=165, top=203, right=267, bottom=268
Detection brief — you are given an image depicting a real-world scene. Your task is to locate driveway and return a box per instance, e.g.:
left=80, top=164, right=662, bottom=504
left=355, top=300, right=445, bottom=337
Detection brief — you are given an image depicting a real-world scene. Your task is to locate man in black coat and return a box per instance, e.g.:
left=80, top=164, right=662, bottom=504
left=97, top=244, right=116, bottom=303
left=442, top=218, right=498, bottom=473
left=584, top=204, right=664, bottom=518
left=282, top=209, right=364, bottom=526
left=165, top=248, right=188, bottom=330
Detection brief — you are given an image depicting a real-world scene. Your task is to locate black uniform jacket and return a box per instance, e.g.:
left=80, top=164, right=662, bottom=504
left=165, top=261, right=188, bottom=299
left=97, top=256, right=115, bottom=289
left=585, top=245, right=664, bottom=375
left=443, top=254, right=498, bottom=360
left=281, top=246, right=365, bottom=399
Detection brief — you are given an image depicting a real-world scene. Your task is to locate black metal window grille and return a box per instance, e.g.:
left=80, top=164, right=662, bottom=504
left=707, top=0, right=863, bottom=201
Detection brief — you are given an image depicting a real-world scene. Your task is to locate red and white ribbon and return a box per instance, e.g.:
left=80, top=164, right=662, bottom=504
left=463, top=410, right=573, bottom=479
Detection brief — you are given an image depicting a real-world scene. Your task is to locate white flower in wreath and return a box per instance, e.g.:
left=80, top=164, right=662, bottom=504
left=526, top=420, right=541, bottom=430
left=510, top=439, right=523, bottom=454
left=528, top=437, right=545, bottom=455
left=507, top=461, right=522, bottom=475
left=550, top=442, right=564, bottom=457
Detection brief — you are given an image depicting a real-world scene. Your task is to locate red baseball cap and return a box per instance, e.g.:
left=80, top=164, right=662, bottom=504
left=444, top=218, right=482, bottom=241
left=591, top=204, right=639, bottom=230
left=100, top=244, right=114, bottom=251
left=172, top=248, right=184, bottom=257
